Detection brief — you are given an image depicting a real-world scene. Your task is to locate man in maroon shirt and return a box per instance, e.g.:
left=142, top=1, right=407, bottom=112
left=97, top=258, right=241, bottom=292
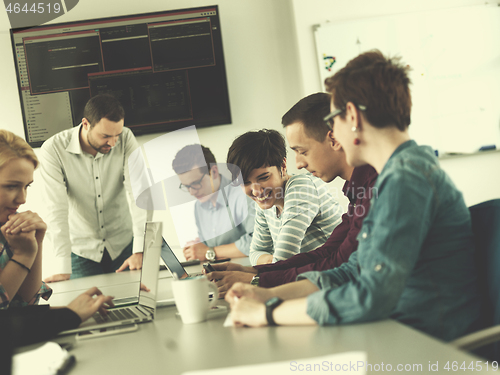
left=207, top=93, right=377, bottom=294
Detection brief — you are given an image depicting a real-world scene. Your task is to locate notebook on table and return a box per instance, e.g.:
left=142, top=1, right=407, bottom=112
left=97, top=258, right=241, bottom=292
left=59, top=221, right=163, bottom=335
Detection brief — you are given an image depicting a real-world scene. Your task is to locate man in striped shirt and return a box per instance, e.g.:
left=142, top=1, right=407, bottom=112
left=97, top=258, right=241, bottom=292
left=206, top=93, right=377, bottom=296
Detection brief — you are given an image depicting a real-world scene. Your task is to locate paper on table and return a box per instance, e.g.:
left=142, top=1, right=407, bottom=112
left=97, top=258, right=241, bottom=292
left=12, top=342, right=73, bottom=375
left=223, top=313, right=233, bottom=327
left=182, top=351, right=367, bottom=375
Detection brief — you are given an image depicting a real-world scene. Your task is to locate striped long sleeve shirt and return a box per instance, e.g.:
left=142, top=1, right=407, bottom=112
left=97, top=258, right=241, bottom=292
left=249, top=174, right=343, bottom=265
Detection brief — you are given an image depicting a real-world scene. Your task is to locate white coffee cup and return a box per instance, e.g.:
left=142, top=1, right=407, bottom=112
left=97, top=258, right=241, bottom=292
left=171, top=276, right=219, bottom=324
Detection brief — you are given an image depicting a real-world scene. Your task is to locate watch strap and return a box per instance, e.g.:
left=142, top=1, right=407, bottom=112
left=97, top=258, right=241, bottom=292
left=265, top=297, right=283, bottom=326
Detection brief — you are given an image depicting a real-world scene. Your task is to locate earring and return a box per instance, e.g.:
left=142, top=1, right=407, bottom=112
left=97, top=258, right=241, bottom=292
left=351, top=126, right=360, bottom=145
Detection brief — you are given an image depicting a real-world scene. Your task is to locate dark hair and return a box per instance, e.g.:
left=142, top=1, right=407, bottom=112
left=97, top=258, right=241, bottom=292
left=282, top=93, right=332, bottom=142
left=324, top=50, right=412, bottom=131
left=172, top=144, right=217, bottom=175
left=227, top=129, right=286, bottom=183
left=83, top=94, right=125, bottom=127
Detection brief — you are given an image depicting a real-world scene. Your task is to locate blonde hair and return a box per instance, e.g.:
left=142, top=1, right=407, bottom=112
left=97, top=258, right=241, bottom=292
left=0, top=130, right=39, bottom=170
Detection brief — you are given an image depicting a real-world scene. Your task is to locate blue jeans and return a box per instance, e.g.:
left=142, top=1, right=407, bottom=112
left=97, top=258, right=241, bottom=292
left=70, top=240, right=133, bottom=279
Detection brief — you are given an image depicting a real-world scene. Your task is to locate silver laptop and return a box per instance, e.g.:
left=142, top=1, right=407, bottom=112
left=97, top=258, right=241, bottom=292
left=155, top=237, right=206, bottom=307
left=160, top=237, right=204, bottom=279
left=60, top=221, right=163, bottom=335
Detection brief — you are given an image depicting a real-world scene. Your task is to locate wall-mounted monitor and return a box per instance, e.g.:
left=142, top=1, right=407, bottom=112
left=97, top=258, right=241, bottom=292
left=10, top=5, right=231, bottom=147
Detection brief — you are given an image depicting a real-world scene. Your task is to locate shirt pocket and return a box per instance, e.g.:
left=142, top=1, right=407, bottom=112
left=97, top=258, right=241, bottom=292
left=356, top=218, right=372, bottom=244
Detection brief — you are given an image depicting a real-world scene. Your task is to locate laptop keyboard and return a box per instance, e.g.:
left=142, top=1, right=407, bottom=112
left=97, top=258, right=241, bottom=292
left=94, top=307, right=137, bottom=323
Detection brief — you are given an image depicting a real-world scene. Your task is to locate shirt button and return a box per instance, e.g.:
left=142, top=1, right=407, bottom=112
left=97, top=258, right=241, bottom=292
left=101, top=226, right=104, bottom=229
left=103, top=239, right=105, bottom=242
left=100, top=210, right=102, bottom=213
left=98, top=195, right=101, bottom=197
left=362, top=232, right=367, bottom=239
left=374, top=264, right=383, bottom=272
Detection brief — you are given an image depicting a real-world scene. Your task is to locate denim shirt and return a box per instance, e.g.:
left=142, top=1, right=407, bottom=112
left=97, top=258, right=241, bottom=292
left=299, top=140, right=481, bottom=341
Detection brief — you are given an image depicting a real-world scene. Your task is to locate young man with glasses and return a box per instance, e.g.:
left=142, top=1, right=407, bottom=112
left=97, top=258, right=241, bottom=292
left=172, top=145, right=254, bottom=262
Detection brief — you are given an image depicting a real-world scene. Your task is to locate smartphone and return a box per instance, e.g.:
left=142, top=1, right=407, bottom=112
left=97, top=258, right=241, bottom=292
left=76, top=324, right=138, bottom=340
left=203, top=263, right=216, bottom=273
left=212, top=258, right=231, bottom=264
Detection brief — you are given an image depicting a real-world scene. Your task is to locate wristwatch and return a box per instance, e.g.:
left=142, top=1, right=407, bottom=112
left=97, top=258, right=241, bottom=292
left=265, top=297, right=283, bottom=326
left=205, top=247, right=216, bottom=262
left=250, top=275, right=260, bottom=286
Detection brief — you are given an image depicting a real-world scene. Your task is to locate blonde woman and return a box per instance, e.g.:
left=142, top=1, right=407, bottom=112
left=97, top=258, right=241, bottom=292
left=0, top=130, right=113, bottom=345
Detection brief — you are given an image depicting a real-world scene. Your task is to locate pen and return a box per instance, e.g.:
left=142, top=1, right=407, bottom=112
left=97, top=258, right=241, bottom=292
left=56, top=354, right=76, bottom=375
left=478, top=145, right=496, bottom=151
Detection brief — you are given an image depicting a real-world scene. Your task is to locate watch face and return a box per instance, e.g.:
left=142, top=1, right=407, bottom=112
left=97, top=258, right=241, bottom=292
left=206, top=249, right=216, bottom=261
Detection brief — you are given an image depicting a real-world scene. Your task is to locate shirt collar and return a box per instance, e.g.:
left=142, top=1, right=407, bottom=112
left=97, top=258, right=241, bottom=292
left=66, top=123, right=121, bottom=159
left=387, top=140, right=416, bottom=162
left=199, top=175, right=230, bottom=210
left=344, top=165, right=379, bottom=204
left=66, top=124, right=84, bottom=155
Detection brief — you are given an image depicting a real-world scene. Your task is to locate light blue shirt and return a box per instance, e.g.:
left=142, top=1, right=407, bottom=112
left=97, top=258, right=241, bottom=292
left=299, top=140, right=481, bottom=341
left=194, top=176, right=254, bottom=255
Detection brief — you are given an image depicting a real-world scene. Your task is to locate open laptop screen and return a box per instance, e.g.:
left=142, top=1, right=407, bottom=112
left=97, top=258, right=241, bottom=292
left=161, top=238, right=189, bottom=279
left=138, top=222, right=162, bottom=310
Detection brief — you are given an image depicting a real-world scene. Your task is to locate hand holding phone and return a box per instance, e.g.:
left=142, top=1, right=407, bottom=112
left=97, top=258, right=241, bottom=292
left=203, top=263, right=216, bottom=273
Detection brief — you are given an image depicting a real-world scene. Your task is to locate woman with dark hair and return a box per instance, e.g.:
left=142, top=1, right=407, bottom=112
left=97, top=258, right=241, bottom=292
left=227, top=129, right=342, bottom=265
left=225, top=51, right=480, bottom=342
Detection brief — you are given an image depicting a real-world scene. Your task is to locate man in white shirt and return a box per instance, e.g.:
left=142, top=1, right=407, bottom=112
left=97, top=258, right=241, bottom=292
left=40, top=94, right=147, bottom=282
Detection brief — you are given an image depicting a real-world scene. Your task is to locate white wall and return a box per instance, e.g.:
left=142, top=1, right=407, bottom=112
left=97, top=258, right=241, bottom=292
left=0, top=0, right=305, bottom=275
left=290, top=0, right=500, bottom=206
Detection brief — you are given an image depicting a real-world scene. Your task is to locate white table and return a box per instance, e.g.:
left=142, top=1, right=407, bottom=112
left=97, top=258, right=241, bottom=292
left=43, top=262, right=495, bottom=375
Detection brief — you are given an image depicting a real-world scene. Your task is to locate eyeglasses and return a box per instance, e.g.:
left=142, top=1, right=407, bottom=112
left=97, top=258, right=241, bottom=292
left=179, top=172, right=207, bottom=192
left=323, top=104, right=367, bottom=130
left=323, top=108, right=344, bottom=129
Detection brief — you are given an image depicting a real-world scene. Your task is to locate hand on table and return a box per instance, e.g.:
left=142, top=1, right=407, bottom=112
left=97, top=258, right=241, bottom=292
left=227, top=295, right=267, bottom=327
left=225, top=282, right=273, bottom=304
left=44, top=273, right=71, bottom=283
left=206, top=271, right=255, bottom=298
left=116, top=252, right=143, bottom=272
left=183, top=241, right=209, bottom=261
left=183, top=237, right=200, bottom=248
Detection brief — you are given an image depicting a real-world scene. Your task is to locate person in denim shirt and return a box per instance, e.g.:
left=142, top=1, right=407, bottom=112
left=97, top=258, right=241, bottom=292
left=225, top=50, right=481, bottom=341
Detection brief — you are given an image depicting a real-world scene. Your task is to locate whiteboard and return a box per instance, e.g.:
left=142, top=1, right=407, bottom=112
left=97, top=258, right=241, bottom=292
left=314, top=5, right=500, bottom=153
